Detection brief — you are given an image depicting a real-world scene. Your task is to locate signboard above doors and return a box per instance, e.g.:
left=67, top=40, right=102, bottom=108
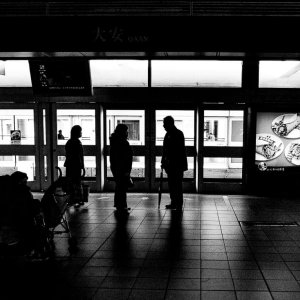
left=29, top=60, right=93, bottom=96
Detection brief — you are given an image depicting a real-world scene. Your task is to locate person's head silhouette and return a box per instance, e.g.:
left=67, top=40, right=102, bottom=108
left=70, top=125, right=82, bottom=139
left=11, top=171, right=28, bottom=185
left=163, top=116, right=175, bottom=132
left=114, top=124, right=128, bottom=139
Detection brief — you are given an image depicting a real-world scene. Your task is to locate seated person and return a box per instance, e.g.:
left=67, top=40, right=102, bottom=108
left=10, top=171, right=46, bottom=258
left=0, top=174, right=18, bottom=250
left=57, top=130, right=65, bottom=140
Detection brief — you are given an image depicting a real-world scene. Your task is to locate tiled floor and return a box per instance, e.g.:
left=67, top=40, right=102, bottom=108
left=2, top=192, right=300, bottom=300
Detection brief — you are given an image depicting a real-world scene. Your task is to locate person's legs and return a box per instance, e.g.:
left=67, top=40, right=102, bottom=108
left=167, top=171, right=183, bottom=209
left=66, top=167, right=83, bottom=205
left=114, top=176, right=128, bottom=210
left=174, top=171, right=184, bottom=209
left=166, top=173, right=176, bottom=208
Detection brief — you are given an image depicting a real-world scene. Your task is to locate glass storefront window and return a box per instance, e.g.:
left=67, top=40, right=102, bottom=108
left=0, top=60, right=32, bottom=87
left=90, top=60, right=148, bottom=87
left=259, top=61, right=300, bottom=88
left=0, top=155, right=35, bottom=181
left=204, top=110, right=244, bottom=146
left=44, top=156, right=47, bottom=181
left=156, top=110, right=195, bottom=146
left=106, top=156, right=145, bottom=178
left=58, top=156, right=96, bottom=178
left=152, top=60, right=242, bottom=87
left=203, top=157, right=242, bottom=179
left=0, top=109, right=34, bottom=145
left=57, top=156, right=66, bottom=177
left=156, top=156, right=194, bottom=179
left=106, top=110, right=145, bottom=145
left=57, top=110, right=95, bottom=145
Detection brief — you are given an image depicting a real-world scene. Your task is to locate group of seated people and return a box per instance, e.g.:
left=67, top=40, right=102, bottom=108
left=0, top=171, right=49, bottom=260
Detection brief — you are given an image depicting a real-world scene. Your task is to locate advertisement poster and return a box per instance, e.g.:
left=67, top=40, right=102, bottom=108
left=10, top=130, right=21, bottom=144
left=256, top=112, right=300, bottom=172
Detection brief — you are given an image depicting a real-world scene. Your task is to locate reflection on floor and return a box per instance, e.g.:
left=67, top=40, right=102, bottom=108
left=2, top=193, right=300, bottom=300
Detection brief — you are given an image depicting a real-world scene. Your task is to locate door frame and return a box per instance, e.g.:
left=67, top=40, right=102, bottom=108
left=4, top=101, right=248, bottom=193
left=103, top=106, right=150, bottom=192
left=102, top=105, right=197, bottom=193
left=43, top=102, right=100, bottom=192
left=0, top=103, right=42, bottom=190
left=200, top=104, right=247, bottom=194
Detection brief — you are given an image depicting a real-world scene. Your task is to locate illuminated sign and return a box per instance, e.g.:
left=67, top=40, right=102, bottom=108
left=255, top=112, right=300, bottom=172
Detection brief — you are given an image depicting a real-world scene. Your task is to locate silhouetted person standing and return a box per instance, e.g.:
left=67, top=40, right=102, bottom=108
left=64, top=125, right=84, bottom=206
left=110, top=124, right=133, bottom=213
left=161, top=116, right=188, bottom=210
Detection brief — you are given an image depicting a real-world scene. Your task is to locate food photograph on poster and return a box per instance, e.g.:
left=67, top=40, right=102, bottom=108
left=255, top=112, right=300, bottom=172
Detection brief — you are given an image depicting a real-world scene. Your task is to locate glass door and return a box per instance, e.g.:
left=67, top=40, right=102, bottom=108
left=0, top=104, right=42, bottom=190
left=228, top=117, right=244, bottom=169
left=154, top=109, right=196, bottom=192
left=202, top=108, right=245, bottom=192
left=104, top=109, right=147, bottom=191
left=48, top=104, right=99, bottom=191
left=104, top=108, right=196, bottom=192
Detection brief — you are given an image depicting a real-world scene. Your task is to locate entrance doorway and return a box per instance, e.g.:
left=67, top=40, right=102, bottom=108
left=0, top=103, right=246, bottom=193
left=45, top=104, right=99, bottom=191
left=202, top=108, right=245, bottom=193
left=104, top=108, right=196, bottom=192
left=0, top=106, right=39, bottom=189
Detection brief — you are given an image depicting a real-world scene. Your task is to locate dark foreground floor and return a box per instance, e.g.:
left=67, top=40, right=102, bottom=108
left=2, top=193, right=300, bottom=300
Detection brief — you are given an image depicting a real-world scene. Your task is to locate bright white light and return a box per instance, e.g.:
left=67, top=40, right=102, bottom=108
left=152, top=60, right=242, bottom=87
left=259, top=61, right=300, bottom=88
left=0, top=60, right=5, bottom=76
left=0, top=60, right=32, bottom=87
left=90, top=60, right=148, bottom=87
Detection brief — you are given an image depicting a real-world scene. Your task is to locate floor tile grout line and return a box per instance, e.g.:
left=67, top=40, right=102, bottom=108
left=28, top=193, right=300, bottom=298
left=126, top=206, right=168, bottom=300
left=76, top=203, right=150, bottom=298
left=218, top=196, right=237, bottom=300
left=159, top=210, right=179, bottom=300
left=223, top=196, right=276, bottom=300
left=76, top=209, right=120, bottom=299
left=264, top=219, right=300, bottom=291
left=225, top=195, right=300, bottom=290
